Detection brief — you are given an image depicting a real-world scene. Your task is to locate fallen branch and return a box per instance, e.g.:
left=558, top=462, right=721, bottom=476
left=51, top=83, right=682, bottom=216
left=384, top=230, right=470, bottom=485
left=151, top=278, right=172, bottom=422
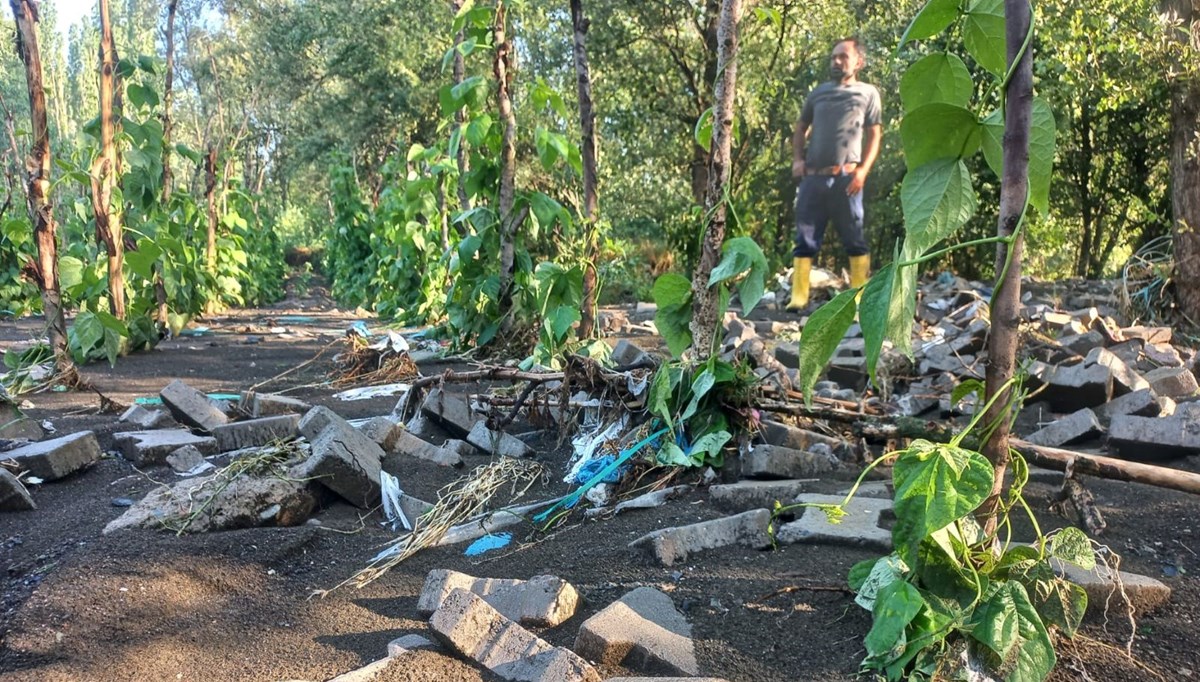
left=1012, top=438, right=1200, bottom=496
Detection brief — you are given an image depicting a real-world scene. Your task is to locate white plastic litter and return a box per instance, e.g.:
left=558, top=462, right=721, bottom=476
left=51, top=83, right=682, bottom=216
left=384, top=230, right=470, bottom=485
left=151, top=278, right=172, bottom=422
left=564, top=415, right=627, bottom=483
left=380, top=471, right=411, bottom=532
left=369, top=331, right=410, bottom=354
left=334, top=383, right=412, bottom=401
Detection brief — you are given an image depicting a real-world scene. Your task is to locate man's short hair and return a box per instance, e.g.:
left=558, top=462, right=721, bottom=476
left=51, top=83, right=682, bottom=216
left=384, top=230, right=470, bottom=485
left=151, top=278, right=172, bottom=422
left=833, top=37, right=866, bottom=64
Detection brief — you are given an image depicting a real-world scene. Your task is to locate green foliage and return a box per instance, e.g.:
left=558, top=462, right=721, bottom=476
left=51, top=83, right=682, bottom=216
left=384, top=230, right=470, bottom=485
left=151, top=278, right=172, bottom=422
left=646, top=354, right=753, bottom=469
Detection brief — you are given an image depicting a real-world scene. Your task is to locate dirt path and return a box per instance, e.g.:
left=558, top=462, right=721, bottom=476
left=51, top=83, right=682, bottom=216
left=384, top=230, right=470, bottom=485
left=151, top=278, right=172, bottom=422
left=0, top=288, right=1197, bottom=681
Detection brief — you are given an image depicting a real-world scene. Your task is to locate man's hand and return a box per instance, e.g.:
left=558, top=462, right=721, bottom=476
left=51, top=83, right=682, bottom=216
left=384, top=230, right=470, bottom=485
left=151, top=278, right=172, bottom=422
left=792, top=159, right=806, bottom=178
left=846, top=166, right=868, bottom=195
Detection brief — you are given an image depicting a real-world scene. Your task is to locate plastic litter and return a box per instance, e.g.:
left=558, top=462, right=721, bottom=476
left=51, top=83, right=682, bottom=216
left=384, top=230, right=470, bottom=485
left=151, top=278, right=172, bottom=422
left=575, top=455, right=625, bottom=485
left=535, top=425, right=668, bottom=523
left=368, top=330, right=410, bottom=354
left=334, top=383, right=411, bottom=401
left=276, top=315, right=317, bottom=325
left=135, top=393, right=240, bottom=406
left=380, top=471, right=411, bottom=532
left=178, top=326, right=211, bottom=337
left=464, top=532, right=512, bottom=556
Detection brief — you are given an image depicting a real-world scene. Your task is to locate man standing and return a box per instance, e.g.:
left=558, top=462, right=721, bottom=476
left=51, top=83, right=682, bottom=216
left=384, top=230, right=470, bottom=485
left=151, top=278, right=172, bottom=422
left=788, top=38, right=882, bottom=311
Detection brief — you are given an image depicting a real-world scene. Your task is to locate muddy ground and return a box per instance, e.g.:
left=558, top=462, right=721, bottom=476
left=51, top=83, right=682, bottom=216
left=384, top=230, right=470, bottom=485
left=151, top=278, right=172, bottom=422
left=0, top=283, right=1197, bottom=682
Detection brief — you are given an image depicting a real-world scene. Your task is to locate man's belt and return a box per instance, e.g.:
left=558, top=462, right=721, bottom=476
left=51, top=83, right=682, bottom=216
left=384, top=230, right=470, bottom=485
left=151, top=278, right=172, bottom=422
left=808, top=162, right=858, bottom=176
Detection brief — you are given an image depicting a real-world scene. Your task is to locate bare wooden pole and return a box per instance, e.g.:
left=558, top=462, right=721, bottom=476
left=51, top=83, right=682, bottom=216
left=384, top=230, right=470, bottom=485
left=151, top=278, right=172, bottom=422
left=978, top=0, right=1033, bottom=534
left=570, top=0, right=600, bottom=340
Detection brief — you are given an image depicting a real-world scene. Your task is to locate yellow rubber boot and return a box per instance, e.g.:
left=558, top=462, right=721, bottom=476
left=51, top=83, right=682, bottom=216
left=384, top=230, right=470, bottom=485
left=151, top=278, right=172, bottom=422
left=850, top=254, right=871, bottom=289
left=787, top=257, right=812, bottom=311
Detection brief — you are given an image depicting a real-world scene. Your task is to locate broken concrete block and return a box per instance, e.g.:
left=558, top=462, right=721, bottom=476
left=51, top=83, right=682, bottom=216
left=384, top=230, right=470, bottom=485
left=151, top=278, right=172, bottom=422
left=0, top=402, right=43, bottom=441
left=1144, top=342, right=1184, bottom=368
left=1143, top=366, right=1199, bottom=398
left=630, top=509, right=771, bottom=566
left=1108, top=414, right=1200, bottom=460
left=387, top=634, right=438, bottom=657
left=421, top=388, right=478, bottom=438
left=606, top=679, right=728, bottom=682
left=773, top=342, right=799, bottom=369
left=212, top=415, right=300, bottom=452
left=112, top=429, right=218, bottom=465
left=1049, top=559, right=1171, bottom=621
left=759, top=421, right=846, bottom=457
left=298, top=405, right=342, bottom=442
left=1028, top=361, right=1112, bottom=412
left=358, top=416, right=401, bottom=451
left=1041, top=311, right=1074, bottom=331
left=160, top=380, right=229, bottom=433
left=1105, top=339, right=1144, bottom=364
left=1086, top=347, right=1149, bottom=396
left=709, top=480, right=813, bottom=513
left=245, top=391, right=311, bottom=417
left=166, top=445, right=210, bottom=474
left=389, top=429, right=463, bottom=468
left=0, top=431, right=101, bottom=480
left=1058, top=330, right=1106, bottom=356
left=1159, top=396, right=1178, bottom=416
left=402, top=412, right=450, bottom=442
left=118, top=404, right=170, bottom=430
left=104, top=465, right=318, bottom=534
left=574, top=586, right=698, bottom=676
left=442, top=439, right=475, bottom=458
left=1023, top=408, right=1104, bottom=448
left=1096, top=388, right=1161, bottom=424
left=327, top=657, right=395, bottom=682
left=417, top=569, right=579, bottom=627
left=0, top=468, right=35, bottom=511
left=430, top=588, right=600, bottom=682
left=740, top=444, right=838, bottom=480
left=466, top=421, right=532, bottom=459
left=827, top=356, right=868, bottom=390
left=775, top=494, right=892, bottom=551
left=611, top=339, right=651, bottom=367
left=295, top=421, right=384, bottom=507
left=1121, top=326, right=1171, bottom=344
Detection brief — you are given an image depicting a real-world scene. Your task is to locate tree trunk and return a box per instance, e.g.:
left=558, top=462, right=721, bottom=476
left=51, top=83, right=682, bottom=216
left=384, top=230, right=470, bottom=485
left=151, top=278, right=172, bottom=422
left=494, top=0, right=519, bottom=319
left=688, top=0, right=742, bottom=361
left=979, top=0, right=1033, bottom=534
left=161, top=0, right=179, bottom=201
left=9, top=0, right=76, bottom=377
left=91, top=0, right=126, bottom=320
left=1164, top=0, right=1200, bottom=323
left=571, top=0, right=599, bottom=339
left=690, top=0, right=721, bottom=206
left=205, top=143, right=218, bottom=276
left=451, top=0, right=471, bottom=214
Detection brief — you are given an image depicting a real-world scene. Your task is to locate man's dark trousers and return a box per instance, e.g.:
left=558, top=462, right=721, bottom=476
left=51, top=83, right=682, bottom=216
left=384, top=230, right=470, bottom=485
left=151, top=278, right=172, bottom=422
left=793, top=172, right=869, bottom=258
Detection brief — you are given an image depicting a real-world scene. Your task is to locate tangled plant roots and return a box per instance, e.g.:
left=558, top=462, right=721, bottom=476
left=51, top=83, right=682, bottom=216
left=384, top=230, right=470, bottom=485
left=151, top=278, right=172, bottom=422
left=331, top=336, right=418, bottom=388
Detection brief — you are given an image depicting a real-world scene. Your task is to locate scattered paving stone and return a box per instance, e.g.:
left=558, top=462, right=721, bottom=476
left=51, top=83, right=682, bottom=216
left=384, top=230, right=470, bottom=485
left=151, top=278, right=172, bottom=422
left=774, top=493, right=892, bottom=551
left=740, top=444, right=839, bottom=480
left=421, top=388, right=479, bottom=438
left=574, top=586, right=698, bottom=676
left=418, top=569, right=580, bottom=627
left=1096, top=388, right=1162, bottom=424
left=298, top=406, right=342, bottom=442
left=111, top=497, right=134, bottom=507
left=1144, top=342, right=1184, bottom=367
left=358, top=416, right=401, bottom=450
left=759, top=420, right=846, bottom=456
left=0, top=468, right=35, bottom=511
left=118, top=404, right=170, bottom=430
left=1086, top=347, right=1150, bottom=396
left=160, top=380, right=230, bottom=433
left=327, top=657, right=394, bottom=682
left=1122, top=326, right=1172, bottom=344
left=430, top=588, right=600, bottom=682
left=387, top=634, right=438, bottom=657
left=295, top=420, right=384, bottom=507
left=401, top=412, right=450, bottom=442
left=1023, top=408, right=1104, bottom=447
left=442, top=439, right=476, bottom=458
left=773, top=342, right=799, bottom=369
left=827, top=356, right=870, bottom=390
left=1049, top=558, right=1172, bottom=620
left=631, top=509, right=771, bottom=566
left=211, top=415, right=300, bottom=452
left=0, top=431, right=102, bottom=480
left=1143, top=366, right=1199, bottom=398
left=606, top=679, right=728, bottom=682
left=389, top=429, right=463, bottom=468
left=1028, top=361, right=1113, bottom=412
left=1058, top=330, right=1106, bottom=356
left=708, top=480, right=813, bottom=512
left=113, top=429, right=218, bottom=465
left=466, top=421, right=532, bottom=459
left=1108, top=414, right=1200, bottom=460
left=244, top=391, right=312, bottom=417
left=0, top=402, right=43, bottom=441
left=591, top=485, right=689, bottom=517
left=611, top=339, right=651, bottom=367
left=166, top=445, right=211, bottom=474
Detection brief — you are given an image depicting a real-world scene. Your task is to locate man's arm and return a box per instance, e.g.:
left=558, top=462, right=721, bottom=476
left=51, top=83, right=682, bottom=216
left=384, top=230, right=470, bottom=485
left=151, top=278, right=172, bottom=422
left=792, top=119, right=809, bottom=178
left=847, top=123, right=881, bottom=196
